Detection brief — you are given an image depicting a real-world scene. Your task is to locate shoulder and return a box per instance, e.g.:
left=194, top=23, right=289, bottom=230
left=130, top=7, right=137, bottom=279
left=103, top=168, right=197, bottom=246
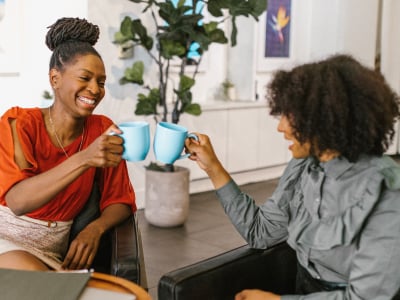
left=1, top=107, right=42, bottom=133
left=371, top=155, right=400, bottom=190
left=1, top=106, right=42, bottom=121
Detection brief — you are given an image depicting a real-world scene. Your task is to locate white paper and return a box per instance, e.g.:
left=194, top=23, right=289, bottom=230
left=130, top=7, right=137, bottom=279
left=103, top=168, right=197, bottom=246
left=79, top=287, right=136, bottom=300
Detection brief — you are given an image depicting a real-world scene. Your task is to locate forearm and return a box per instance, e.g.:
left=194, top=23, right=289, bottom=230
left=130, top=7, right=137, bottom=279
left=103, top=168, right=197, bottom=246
left=207, top=161, right=232, bottom=190
left=216, top=180, right=288, bottom=248
left=87, top=203, right=131, bottom=235
left=5, top=151, right=90, bottom=215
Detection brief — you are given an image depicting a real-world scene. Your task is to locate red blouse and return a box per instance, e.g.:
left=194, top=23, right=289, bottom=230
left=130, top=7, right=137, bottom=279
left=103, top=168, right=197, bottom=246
left=0, top=107, right=136, bottom=221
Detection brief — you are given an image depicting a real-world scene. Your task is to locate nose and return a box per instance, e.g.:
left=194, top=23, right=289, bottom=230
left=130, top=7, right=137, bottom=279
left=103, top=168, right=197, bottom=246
left=277, top=116, right=287, bottom=133
left=87, top=79, right=100, bottom=95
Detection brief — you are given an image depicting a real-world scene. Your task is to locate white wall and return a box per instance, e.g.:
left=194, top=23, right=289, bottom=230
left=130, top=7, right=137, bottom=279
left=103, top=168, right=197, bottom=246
left=0, top=0, right=396, bottom=208
left=0, top=0, right=87, bottom=113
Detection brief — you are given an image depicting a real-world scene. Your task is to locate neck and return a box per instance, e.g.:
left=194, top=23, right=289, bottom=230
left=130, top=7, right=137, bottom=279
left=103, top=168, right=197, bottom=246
left=47, top=106, right=85, bottom=143
left=318, top=150, right=340, bottom=162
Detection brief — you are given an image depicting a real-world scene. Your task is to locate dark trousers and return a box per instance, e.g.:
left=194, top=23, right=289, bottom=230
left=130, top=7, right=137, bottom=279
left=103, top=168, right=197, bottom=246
left=296, top=262, right=400, bottom=299
left=295, top=262, right=346, bottom=294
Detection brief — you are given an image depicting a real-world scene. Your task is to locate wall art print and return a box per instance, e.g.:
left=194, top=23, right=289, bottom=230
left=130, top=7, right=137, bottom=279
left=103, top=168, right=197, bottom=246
left=265, top=0, right=291, bottom=58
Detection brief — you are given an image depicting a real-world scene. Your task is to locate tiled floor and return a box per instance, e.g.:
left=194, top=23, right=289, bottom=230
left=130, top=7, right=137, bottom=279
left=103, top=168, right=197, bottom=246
left=137, top=178, right=279, bottom=299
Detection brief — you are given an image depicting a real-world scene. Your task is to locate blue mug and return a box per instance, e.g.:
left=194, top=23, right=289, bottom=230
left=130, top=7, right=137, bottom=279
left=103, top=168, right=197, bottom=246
left=112, top=121, right=150, bottom=161
left=153, top=122, right=198, bottom=164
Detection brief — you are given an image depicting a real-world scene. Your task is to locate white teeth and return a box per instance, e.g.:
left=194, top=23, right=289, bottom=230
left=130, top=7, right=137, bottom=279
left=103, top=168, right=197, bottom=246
left=79, top=96, right=95, bottom=105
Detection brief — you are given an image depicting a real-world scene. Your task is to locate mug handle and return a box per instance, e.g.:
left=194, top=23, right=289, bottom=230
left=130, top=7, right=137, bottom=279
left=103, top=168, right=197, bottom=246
left=177, top=133, right=199, bottom=160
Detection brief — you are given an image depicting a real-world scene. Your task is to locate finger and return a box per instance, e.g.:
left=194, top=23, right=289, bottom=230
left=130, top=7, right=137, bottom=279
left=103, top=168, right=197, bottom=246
left=105, top=124, right=122, bottom=135
left=68, top=243, right=88, bottom=270
left=85, top=251, right=96, bottom=270
left=75, top=247, right=92, bottom=270
left=107, top=134, right=124, bottom=146
left=62, top=245, right=77, bottom=270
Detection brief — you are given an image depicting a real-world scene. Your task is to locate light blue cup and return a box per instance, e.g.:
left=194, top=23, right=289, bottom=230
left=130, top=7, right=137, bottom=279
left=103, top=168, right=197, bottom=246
left=154, top=122, right=198, bottom=164
left=114, top=121, right=150, bottom=161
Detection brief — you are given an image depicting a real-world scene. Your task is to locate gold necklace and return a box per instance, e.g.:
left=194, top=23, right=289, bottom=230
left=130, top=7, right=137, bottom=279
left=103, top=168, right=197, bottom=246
left=48, top=106, right=85, bottom=158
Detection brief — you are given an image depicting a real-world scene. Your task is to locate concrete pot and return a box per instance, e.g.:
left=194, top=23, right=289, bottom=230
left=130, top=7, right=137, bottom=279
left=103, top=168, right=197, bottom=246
left=144, top=166, right=190, bottom=227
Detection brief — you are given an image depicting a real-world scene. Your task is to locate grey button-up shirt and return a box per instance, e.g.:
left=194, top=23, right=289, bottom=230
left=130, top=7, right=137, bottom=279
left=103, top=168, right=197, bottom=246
left=216, top=155, right=400, bottom=299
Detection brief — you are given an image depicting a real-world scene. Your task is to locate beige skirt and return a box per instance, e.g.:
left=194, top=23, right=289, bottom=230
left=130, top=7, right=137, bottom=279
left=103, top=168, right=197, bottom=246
left=0, top=205, right=72, bottom=270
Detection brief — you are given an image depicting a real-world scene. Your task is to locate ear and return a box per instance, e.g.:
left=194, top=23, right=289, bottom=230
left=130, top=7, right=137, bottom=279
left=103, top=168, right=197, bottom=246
left=49, top=68, right=60, bottom=89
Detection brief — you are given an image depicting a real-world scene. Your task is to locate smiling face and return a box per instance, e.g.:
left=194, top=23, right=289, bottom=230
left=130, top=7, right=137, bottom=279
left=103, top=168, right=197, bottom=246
left=50, top=54, right=106, bottom=117
left=277, top=115, right=311, bottom=159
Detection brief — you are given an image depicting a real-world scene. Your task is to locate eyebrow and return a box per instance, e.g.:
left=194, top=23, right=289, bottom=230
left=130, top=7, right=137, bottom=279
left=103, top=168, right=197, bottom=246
left=79, top=68, right=106, bottom=80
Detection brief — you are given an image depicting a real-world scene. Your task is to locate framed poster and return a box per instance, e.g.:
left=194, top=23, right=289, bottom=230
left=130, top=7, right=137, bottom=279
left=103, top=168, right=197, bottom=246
left=256, top=0, right=294, bottom=72
left=0, top=0, right=21, bottom=75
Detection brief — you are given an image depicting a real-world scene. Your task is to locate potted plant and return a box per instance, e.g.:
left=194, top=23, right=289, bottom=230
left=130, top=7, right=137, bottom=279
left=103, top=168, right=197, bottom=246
left=222, top=79, right=236, bottom=100
left=113, top=0, right=266, bottom=227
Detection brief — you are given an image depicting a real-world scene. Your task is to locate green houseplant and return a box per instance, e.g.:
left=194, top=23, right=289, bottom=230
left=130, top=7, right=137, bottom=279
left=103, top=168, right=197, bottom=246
left=113, top=0, right=267, bottom=124
left=113, top=0, right=267, bottom=227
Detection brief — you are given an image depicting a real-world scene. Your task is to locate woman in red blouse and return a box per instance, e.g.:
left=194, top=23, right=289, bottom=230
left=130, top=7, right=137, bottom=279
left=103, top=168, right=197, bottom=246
left=0, top=18, right=136, bottom=271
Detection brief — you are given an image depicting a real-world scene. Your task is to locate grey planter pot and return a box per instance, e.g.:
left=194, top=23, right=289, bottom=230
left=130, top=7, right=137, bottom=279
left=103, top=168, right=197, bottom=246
left=144, top=166, right=190, bottom=227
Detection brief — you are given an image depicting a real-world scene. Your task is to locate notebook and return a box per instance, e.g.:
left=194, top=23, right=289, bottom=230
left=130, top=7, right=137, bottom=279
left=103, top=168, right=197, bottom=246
left=0, top=268, right=90, bottom=300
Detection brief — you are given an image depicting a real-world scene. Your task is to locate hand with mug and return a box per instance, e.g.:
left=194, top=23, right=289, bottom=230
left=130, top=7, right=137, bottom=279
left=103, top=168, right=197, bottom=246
left=184, top=133, right=231, bottom=189
left=153, top=122, right=198, bottom=164
left=111, top=121, right=150, bottom=162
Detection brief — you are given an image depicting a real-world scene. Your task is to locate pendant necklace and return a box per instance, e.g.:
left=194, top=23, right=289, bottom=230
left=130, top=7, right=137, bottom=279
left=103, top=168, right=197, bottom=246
left=48, top=106, right=85, bottom=158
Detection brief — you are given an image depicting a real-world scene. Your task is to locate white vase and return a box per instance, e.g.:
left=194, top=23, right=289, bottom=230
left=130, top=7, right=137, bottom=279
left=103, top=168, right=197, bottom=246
left=226, top=87, right=236, bottom=101
left=144, top=166, right=190, bottom=227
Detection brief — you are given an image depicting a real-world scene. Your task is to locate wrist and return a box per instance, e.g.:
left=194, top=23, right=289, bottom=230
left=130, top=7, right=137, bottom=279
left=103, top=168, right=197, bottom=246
left=207, top=163, right=231, bottom=190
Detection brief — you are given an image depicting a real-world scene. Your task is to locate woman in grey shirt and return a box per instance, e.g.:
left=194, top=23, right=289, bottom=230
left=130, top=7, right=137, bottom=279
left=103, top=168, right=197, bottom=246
left=185, top=54, right=400, bottom=299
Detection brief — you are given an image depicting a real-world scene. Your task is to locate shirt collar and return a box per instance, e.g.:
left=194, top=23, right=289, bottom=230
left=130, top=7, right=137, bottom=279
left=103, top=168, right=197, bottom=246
left=319, top=156, right=353, bottom=179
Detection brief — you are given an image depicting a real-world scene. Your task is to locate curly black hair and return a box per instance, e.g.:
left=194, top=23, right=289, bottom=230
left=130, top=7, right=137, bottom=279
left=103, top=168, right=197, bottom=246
left=45, top=17, right=101, bottom=71
left=267, top=54, right=400, bottom=162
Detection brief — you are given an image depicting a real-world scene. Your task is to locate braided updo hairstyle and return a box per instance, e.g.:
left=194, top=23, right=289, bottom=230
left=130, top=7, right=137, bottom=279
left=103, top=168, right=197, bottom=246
left=45, top=17, right=102, bottom=71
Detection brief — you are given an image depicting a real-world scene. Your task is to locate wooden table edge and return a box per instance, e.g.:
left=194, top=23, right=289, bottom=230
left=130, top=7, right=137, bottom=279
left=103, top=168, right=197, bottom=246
left=88, top=272, right=151, bottom=300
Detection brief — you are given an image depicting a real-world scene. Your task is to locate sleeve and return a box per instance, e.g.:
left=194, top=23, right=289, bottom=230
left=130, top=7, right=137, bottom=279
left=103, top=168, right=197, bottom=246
left=96, top=161, right=137, bottom=213
left=0, top=108, right=37, bottom=201
left=215, top=158, right=307, bottom=249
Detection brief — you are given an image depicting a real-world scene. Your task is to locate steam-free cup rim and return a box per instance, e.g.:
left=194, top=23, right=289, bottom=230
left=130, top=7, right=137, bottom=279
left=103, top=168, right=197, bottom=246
left=158, top=121, right=187, bottom=132
left=119, top=121, right=149, bottom=128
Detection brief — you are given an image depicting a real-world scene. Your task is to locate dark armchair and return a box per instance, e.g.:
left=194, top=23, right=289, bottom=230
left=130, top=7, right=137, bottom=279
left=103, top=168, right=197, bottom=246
left=158, top=242, right=297, bottom=300
left=69, top=182, right=147, bottom=288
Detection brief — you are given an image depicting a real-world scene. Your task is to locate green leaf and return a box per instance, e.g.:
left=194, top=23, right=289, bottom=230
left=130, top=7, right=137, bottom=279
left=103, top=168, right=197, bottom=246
left=121, top=61, right=144, bottom=85
left=135, top=89, right=160, bottom=116
left=207, top=0, right=224, bottom=17
left=249, top=0, right=268, bottom=18
left=184, top=103, right=202, bottom=116
left=160, top=39, right=186, bottom=59
left=179, top=75, right=195, bottom=92
left=113, top=17, right=134, bottom=44
left=208, top=28, right=228, bottom=44
left=131, top=19, right=154, bottom=50
left=120, top=17, right=133, bottom=36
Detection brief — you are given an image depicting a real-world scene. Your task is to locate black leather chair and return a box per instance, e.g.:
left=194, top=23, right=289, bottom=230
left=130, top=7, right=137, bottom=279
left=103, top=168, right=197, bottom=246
left=69, top=182, right=147, bottom=288
left=158, top=242, right=297, bottom=300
